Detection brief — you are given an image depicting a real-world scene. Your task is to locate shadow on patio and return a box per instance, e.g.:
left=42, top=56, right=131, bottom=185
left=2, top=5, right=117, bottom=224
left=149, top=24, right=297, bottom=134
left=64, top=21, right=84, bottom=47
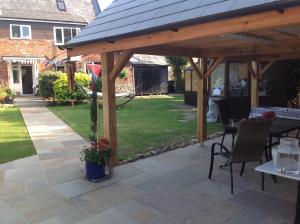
left=0, top=136, right=296, bottom=224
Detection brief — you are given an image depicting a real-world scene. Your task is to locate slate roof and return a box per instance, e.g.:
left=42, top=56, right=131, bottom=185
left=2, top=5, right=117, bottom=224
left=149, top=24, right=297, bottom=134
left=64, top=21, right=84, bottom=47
left=67, top=0, right=300, bottom=46
left=130, top=54, right=168, bottom=66
left=0, top=0, right=100, bottom=24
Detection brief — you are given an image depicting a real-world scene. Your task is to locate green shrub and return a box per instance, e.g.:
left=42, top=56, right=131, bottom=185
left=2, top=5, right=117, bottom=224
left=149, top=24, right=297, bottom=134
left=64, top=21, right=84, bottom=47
left=0, top=83, right=16, bottom=104
left=118, top=70, right=128, bottom=79
left=38, top=71, right=61, bottom=98
left=53, top=72, right=90, bottom=103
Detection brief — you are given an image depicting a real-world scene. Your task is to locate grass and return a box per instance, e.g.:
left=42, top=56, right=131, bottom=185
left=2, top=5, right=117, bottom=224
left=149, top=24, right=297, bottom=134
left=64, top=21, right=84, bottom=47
left=50, top=95, right=223, bottom=161
left=0, top=107, right=36, bottom=164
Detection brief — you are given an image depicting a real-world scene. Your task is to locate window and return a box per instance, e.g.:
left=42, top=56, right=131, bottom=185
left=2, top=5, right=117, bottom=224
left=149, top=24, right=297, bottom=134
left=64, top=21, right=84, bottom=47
left=10, top=24, right=31, bottom=39
left=229, top=63, right=249, bottom=97
left=211, top=63, right=225, bottom=96
left=12, top=68, right=20, bottom=84
left=54, top=27, right=80, bottom=45
left=56, top=0, right=66, bottom=11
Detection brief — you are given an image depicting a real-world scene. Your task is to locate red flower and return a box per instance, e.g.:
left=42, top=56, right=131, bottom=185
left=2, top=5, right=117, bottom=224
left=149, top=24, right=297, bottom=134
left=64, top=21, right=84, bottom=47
left=99, top=138, right=109, bottom=146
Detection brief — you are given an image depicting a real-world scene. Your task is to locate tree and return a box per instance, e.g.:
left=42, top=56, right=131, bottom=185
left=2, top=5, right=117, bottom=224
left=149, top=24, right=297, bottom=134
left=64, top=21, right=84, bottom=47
left=166, top=56, right=188, bottom=93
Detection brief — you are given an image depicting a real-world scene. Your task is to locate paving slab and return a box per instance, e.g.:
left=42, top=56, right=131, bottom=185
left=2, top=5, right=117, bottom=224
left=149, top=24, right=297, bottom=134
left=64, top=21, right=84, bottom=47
left=0, top=96, right=294, bottom=224
left=133, top=188, right=209, bottom=223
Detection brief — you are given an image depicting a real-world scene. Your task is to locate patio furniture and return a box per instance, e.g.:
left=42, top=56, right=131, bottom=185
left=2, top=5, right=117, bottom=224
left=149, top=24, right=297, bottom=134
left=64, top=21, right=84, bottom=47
left=217, top=99, right=248, bottom=149
left=208, top=118, right=272, bottom=194
left=256, top=161, right=300, bottom=224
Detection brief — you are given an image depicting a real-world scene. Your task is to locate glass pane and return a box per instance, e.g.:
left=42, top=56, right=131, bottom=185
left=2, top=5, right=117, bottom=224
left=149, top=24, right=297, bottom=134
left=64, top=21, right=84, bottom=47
left=11, top=25, right=21, bottom=38
left=13, top=70, right=20, bottom=83
left=192, top=71, right=198, bottom=92
left=229, top=63, right=249, bottom=97
left=64, top=28, right=72, bottom=43
left=22, top=26, right=30, bottom=38
left=71, top=28, right=77, bottom=37
left=57, top=0, right=66, bottom=11
left=55, top=28, right=63, bottom=44
left=211, top=63, right=225, bottom=96
left=185, top=70, right=192, bottom=91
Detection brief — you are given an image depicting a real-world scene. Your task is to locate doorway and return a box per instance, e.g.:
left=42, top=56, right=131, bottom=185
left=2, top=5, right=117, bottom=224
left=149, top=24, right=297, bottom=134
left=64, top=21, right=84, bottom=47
left=21, top=66, right=33, bottom=94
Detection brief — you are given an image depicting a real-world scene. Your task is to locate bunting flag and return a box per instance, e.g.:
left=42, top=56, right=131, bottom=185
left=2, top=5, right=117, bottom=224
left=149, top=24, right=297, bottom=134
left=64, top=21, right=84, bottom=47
left=87, top=64, right=102, bottom=90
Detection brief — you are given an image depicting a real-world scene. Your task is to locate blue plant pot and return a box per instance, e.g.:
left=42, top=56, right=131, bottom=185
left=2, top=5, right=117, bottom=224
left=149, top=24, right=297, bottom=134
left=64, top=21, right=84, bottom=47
left=85, top=161, right=105, bottom=180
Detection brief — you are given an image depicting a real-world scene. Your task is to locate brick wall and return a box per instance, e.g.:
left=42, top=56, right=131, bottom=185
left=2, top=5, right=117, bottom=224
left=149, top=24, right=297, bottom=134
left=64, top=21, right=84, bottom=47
left=0, top=62, right=8, bottom=83
left=115, top=65, right=135, bottom=93
left=0, top=39, right=64, bottom=58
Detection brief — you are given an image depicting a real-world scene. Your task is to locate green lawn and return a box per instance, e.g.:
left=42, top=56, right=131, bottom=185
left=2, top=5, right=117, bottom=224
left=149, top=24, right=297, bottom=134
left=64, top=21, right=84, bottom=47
left=50, top=95, right=223, bottom=161
left=0, top=107, right=36, bottom=164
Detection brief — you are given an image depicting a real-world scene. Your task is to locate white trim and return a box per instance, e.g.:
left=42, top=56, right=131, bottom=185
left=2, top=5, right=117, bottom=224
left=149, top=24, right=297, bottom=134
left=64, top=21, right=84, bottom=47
left=0, top=17, right=86, bottom=25
left=10, top=24, right=32, bottom=39
left=53, top=26, right=81, bottom=45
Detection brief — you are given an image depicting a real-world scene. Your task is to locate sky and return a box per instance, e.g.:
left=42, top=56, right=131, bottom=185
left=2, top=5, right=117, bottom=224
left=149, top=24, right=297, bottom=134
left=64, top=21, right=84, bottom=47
left=98, top=0, right=114, bottom=11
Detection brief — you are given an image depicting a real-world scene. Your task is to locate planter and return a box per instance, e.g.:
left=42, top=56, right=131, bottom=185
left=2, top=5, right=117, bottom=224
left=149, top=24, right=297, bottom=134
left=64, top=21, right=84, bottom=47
left=85, top=161, right=105, bottom=180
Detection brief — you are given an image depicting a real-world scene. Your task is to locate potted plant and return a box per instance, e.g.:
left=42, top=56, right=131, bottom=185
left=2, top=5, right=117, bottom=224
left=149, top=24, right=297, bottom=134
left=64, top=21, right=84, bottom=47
left=80, top=64, right=112, bottom=181
left=81, top=137, right=111, bottom=180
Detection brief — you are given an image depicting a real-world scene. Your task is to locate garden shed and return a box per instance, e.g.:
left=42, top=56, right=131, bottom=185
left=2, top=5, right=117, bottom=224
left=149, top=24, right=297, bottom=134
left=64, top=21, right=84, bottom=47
left=64, top=0, right=300, bottom=169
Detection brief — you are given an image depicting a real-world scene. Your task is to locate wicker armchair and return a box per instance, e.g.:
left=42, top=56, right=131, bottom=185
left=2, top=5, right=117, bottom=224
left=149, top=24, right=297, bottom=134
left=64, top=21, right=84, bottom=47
left=208, top=118, right=272, bottom=194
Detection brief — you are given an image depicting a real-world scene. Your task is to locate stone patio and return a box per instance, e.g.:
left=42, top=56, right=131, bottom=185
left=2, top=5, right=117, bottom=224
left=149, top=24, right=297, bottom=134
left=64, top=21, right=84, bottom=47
left=0, top=96, right=296, bottom=224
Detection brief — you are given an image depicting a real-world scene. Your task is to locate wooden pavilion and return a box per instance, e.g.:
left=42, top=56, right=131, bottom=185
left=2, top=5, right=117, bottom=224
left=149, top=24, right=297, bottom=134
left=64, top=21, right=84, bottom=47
left=64, top=0, right=300, bottom=167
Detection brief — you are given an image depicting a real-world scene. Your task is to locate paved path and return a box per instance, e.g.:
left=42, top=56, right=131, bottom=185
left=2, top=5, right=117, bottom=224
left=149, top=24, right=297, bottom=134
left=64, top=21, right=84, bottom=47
left=0, top=96, right=296, bottom=224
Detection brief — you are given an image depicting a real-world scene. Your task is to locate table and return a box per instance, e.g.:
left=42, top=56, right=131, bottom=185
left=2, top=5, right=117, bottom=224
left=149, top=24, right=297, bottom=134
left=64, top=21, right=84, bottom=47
left=256, top=161, right=300, bottom=224
left=267, top=118, right=300, bottom=160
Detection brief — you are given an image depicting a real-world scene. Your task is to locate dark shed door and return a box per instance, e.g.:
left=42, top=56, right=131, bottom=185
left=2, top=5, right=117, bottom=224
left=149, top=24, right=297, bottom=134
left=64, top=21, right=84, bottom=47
left=134, top=65, right=168, bottom=95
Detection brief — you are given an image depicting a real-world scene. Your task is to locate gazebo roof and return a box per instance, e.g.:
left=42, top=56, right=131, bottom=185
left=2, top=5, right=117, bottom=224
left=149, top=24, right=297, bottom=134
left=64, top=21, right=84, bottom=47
left=67, top=0, right=299, bottom=47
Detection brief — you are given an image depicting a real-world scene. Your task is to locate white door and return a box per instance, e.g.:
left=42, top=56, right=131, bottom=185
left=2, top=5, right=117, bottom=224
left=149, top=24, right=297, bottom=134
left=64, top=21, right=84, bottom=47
left=11, top=63, right=22, bottom=94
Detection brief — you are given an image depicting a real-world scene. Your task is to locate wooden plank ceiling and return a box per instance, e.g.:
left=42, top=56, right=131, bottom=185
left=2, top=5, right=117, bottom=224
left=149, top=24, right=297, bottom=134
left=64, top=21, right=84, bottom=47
left=141, top=24, right=300, bottom=60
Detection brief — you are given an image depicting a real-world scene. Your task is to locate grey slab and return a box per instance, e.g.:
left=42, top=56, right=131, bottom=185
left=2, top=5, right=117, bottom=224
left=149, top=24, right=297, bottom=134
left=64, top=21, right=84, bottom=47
left=224, top=208, right=270, bottom=224
left=61, top=139, right=87, bottom=147
left=38, top=151, right=69, bottom=160
left=136, top=166, right=207, bottom=192
left=133, top=188, right=209, bottom=223
left=230, top=189, right=296, bottom=221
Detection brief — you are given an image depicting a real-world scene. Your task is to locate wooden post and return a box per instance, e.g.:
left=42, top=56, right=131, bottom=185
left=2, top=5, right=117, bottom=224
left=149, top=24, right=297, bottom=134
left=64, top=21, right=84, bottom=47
left=66, top=61, right=75, bottom=106
left=197, top=58, right=207, bottom=143
left=101, top=52, right=118, bottom=167
left=250, top=61, right=259, bottom=107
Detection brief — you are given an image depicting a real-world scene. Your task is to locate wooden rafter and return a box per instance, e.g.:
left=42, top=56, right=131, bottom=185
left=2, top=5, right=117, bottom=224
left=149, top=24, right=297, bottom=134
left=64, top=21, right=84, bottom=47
left=205, top=57, right=225, bottom=78
left=111, top=50, right=133, bottom=80
left=201, top=39, right=300, bottom=58
left=188, top=57, right=203, bottom=79
left=259, top=60, right=276, bottom=77
left=134, top=46, right=202, bottom=57
left=248, top=62, right=257, bottom=78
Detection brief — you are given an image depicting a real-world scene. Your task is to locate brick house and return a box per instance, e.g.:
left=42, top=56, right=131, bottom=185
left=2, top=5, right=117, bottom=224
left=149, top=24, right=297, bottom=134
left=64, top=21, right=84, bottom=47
left=0, top=0, right=101, bottom=94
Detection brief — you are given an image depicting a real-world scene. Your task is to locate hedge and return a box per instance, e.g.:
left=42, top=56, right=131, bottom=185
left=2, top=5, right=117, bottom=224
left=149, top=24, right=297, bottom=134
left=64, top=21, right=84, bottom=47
left=53, top=72, right=90, bottom=103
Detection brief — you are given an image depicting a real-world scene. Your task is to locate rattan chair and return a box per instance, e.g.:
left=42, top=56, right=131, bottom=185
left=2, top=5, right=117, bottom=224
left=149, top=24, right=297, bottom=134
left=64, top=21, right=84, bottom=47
left=208, top=118, right=272, bottom=194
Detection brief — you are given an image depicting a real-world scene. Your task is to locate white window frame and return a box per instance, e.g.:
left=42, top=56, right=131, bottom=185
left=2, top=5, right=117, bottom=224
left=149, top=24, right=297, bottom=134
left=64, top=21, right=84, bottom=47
left=53, top=27, right=80, bottom=45
left=10, top=24, right=32, bottom=39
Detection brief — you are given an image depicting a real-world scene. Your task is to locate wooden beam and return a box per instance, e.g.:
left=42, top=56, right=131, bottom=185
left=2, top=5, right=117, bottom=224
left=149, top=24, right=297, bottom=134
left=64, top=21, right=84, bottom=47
left=205, top=57, right=224, bottom=78
left=220, top=33, right=274, bottom=44
left=197, top=58, right=207, bottom=143
left=248, top=62, right=256, bottom=78
left=111, top=50, right=133, bottom=80
left=68, top=6, right=300, bottom=56
left=134, top=46, right=202, bottom=57
left=201, top=39, right=300, bottom=58
left=259, top=60, right=275, bottom=77
left=66, top=61, right=76, bottom=106
left=188, top=57, right=203, bottom=79
left=250, top=61, right=259, bottom=107
left=101, top=52, right=118, bottom=167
